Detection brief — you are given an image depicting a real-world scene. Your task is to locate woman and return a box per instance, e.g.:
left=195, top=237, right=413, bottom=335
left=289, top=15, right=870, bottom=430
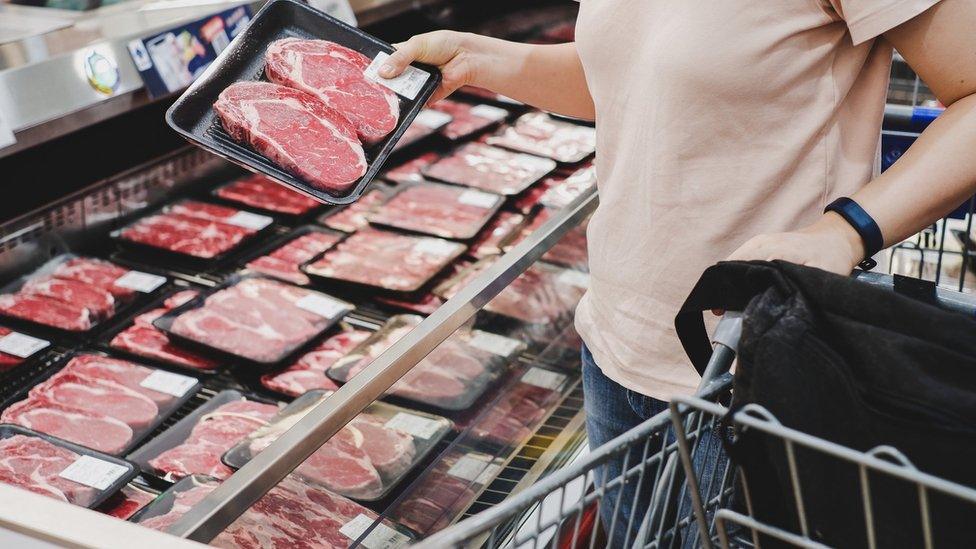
left=382, top=0, right=976, bottom=543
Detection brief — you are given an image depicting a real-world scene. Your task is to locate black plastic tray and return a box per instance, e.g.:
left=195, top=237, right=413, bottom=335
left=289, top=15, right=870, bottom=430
left=165, top=0, right=443, bottom=205
left=0, top=424, right=139, bottom=509
left=238, top=225, right=346, bottom=286
left=366, top=181, right=504, bottom=241
left=315, top=181, right=395, bottom=234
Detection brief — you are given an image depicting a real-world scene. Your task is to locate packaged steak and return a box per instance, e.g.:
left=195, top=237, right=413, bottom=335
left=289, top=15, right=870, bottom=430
left=371, top=257, right=471, bottom=315
left=223, top=390, right=452, bottom=501
left=0, top=255, right=168, bottom=335
left=422, top=143, right=556, bottom=196
left=382, top=152, right=441, bottom=185
left=242, top=226, right=344, bottom=286
left=0, top=424, right=138, bottom=508
left=260, top=325, right=373, bottom=398
left=317, top=183, right=393, bottom=234
left=538, top=164, right=597, bottom=209
left=155, top=275, right=354, bottom=366
left=304, top=229, right=467, bottom=294
left=97, top=482, right=159, bottom=520
left=329, top=315, right=525, bottom=412
left=432, top=100, right=510, bottom=141
left=467, top=212, right=526, bottom=259
left=105, top=287, right=219, bottom=373
left=0, top=353, right=201, bottom=456
left=507, top=208, right=590, bottom=268
left=487, top=112, right=596, bottom=164
left=367, top=182, right=503, bottom=240
left=136, top=474, right=413, bottom=548
left=213, top=173, right=323, bottom=217
left=128, top=390, right=280, bottom=482
left=393, top=109, right=453, bottom=151
left=0, top=324, right=52, bottom=373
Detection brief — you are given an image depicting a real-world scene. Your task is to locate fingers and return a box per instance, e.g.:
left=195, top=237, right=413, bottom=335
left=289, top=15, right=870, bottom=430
left=379, top=37, right=423, bottom=78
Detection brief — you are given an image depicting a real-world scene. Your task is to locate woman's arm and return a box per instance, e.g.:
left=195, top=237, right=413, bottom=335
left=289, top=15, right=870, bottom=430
left=729, top=0, right=976, bottom=273
left=379, top=31, right=595, bottom=120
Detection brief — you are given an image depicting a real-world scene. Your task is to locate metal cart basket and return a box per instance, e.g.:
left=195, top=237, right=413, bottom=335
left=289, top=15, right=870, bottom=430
left=416, top=272, right=976, bottom=549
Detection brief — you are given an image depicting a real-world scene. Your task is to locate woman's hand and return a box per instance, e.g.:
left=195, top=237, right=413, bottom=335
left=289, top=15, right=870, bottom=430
left=726, top=212, right=865, bottom=275
left=380, top=31, right=482, bottom=103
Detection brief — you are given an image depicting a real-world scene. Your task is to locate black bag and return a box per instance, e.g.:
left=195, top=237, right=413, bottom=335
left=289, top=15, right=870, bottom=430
left=675, top=260, right=976, bottom=548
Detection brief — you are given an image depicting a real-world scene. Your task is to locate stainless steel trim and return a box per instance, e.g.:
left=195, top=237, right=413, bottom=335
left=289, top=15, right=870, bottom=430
left=167, top=190, right=599, bottom=542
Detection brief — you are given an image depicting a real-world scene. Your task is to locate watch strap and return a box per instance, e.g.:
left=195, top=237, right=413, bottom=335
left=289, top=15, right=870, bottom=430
left=824, top=197, right=883, bottom=271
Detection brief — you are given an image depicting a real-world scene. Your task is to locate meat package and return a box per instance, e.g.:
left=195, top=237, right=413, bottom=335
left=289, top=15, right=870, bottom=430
left=214, top=173, right=322, bottom=216
left=0, top=425, right=138, bottom=508
left=382, top=152, right=440, bottom=185
left=156, top=276, right=353, bottom=365
left=244, top=227, right=343, bottom=285
left=467, top=211, right=526, bottom=259
left=137, top=474, right=412, bottom=548
left=261, top=326, right=372, bottom=397
left=467, top=365, right=567, bottom=449
left=487, top=112, right=597, bottom=164
left=393, top=109, right=452, bottom=151
left=304, top=229, right=466, bottom=293
left=508, top=208, right=590, bottom=268
left=0, top=353, right=200, bottom=455
left=0, top=325, right=51, bottom=372
left=367, top=182, right=503, bottom=240
left=108, top=289, right=219, bottom=372
left=422, top=143, right=556, bottom=196
left=330, top=315, right=525, bottom=411
left=538, top=165, right=597, bottom=209
left=223, top=390, right=451, bottom=501
left=0, top=256, right=166, bottom=333
left=431, top=100, right=510, bottom=141
left=128, top=390, right=280, bottom=482
left=114, top=200, right=273, bottom=261
left=97, top=482, right=159, bottom=520
left=318, top=183, right=392, bottom=233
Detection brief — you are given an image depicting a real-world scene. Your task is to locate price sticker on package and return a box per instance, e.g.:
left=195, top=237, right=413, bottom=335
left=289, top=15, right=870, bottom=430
left=448, top=454, right=502, bottom=485
left=0, top=332, right=49, bottom=358
left=521, top=367, right=566, bottom=390
left=470, top=104, right=509, bottom=121
left=413, top=109, right=452, bottom=129
left=364, top=52, right=430, bottom=100
left=518, top=153, right=558, bottom=172
left=225, top=211, right=273, bottom=230
left=384, top=412, right=441, bottom=439
left=558, top=269, right=590, bottom=289
left=114, top=270, right=167, bottom=293
left=414, top=238, right=459, bottom=258
left=340, top=514, right=409, bottom=549
left=295, top=293, right=350, bottom=320
left=59, top=455, right=129, bottom=490
left=140, top=370, right=197, bottom=398
left=468, top=331, right=522, bottom=357
left=458, top=190, right=499, bottom=209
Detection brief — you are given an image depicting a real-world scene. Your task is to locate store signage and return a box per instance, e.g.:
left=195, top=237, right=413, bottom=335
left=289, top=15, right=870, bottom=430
left=127, top=6, right=252, bottom=98
left=83, top=50, right=120, bottom=95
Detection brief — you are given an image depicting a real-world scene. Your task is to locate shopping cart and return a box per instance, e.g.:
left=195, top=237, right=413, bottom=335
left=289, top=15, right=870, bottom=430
left=416, top=271, right=976, bottom=548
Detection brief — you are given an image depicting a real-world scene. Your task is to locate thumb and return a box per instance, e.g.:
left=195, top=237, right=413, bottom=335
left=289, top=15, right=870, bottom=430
left=379, top=38, right=422, bottom=78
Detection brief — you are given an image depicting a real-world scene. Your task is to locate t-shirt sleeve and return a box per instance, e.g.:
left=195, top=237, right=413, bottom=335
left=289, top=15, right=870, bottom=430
left=829, top=0, right=942, bottom=44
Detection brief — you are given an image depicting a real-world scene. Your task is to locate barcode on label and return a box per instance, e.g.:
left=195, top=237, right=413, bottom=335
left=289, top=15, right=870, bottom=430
left=521, top=367, right=566, bottom=390
left=384, top=412, right=441, bottom=439
left=364, top=52, right=430, bottom=101
left=467, top=331, right=521, bottom=357
left=339, top=514, right=409, bottom=549
left=413, top=109, right=452, bottom=129
left=558, top=269, right=590, bottom=289
left=447, top=453, right=501, bottom=485
left=413, top=238, right=459, bottom=257
left=458, top=190, right=499, bottom=209
left=470, top=104, right=508, bottom=121
left=0, top=332, right=49, bottom=358
left=295, top=293, right=350, bottom=320
left=59, top=455, right=128, bottom=490
left=140, top=370, right=197, bottom=397
left=225, top=211, right=273, bottom=230
left=114, top=270, right=167, bottom=293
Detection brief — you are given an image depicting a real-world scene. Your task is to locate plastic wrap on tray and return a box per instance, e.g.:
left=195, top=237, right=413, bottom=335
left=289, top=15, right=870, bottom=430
left=0, top=255, right=167, bottom=334
left=304, top=229, right=466, bottom=293
left=467, top=364, right=569, bottom=449
left=0, top=353, right=201, bottom=455
left=367, top=182, right=503, bottom=240
left=128, top=390, right=280, bottom=482
left=393, top=109, right=452, bottom=151
left=137, top=474, right=412, bottom=548
left=508, top=208, right=589, bottom=269
left=0, top=325, right=51, bottom=372
left=487, top=112, right=596, bottom=164
left=329, top=315, right=525, bottom=411
left=373, top=259, right=473, bottom=315
left=467, top=211, right=526, bottom=258
left=97, top=482, right=159, bottom=519
left=382, top=152, right=441, bottom=185
left=260, top=326, right=372, bottom=397
left=422, top=143, right=556, bottom=196
left=223, top=390, right=452, bottom=501
left=318, top=184, right=392, bottom=233
left=0, top=425, right=138, bottom=508
left=432, top=100, right=510, bottom=140
left=214, top=173, right=322, bottom=216
left=155, top=276, right=353, bottom=365
left=244, top=227, right=343, bottom=285
left=539, top=164, right=597, bottom=209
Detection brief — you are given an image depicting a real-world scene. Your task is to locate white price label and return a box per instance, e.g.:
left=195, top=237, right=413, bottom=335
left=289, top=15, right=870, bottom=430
left=467, top=331, right=521, bottom=357
left=225, top=211, right=273, bottom=230
left=458, top=190, right=499, bottom=209
left=59, top=455, right=128, bottom=491
left=413, top=109, right=453, bottom=129
left=0, top=332, right=49, bottom=358
left=384, top=412, right=442, bottom=439
left=517, top=153, right=558, bottom=172
left=139, top=370, right=197, bottom=398
left=295, top=293, right=350, bottom=320
left=364, top=52, right=431, bottom=101
left=339, top=514, right=409, bottom=549
left=414, top=238, right=459, bottom=258
left=308, top=0, right=357, bottom=26
left=470, top=104, right=509, bottom=121
left=447, top=454, right=501, bottom=485
left=114, top=270, right=167, bottom=293
left=558, top=269, right=590, bottom=289
left=521, top=367, right=566, bottom=390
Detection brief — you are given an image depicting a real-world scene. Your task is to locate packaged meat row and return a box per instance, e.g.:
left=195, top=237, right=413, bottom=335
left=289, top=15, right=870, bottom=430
left=243, top=226, right=344, bottom=286
left=538, top=164, right=597, bottom=209
left=467, top=211, right=527, bottom=259
left=367, top=182, right=503, bottom=240
left=0, top=256, right=166, bottom=334
left=487, top=112, right=597, bottom=164
left=423, top=142, right=557, bottom=196
left=381, top=152, right=440, bottom=185
left=467, top=364, right=568, bottom=449
left=0, top=324, right=51, bottom=373
left=223, top=390, right=451, bottom=501
left=0, top=353, right=200, bottom=455
left=97, top=482, right=159, bottom=520
left=432, top=100, right=510, bottom=141
left=261, top=325, right=372, bottom=398
left=393, top=109, right=453, bottom=151
left=214, top=174, right=322, bottom=217
left=508, top=208, right=590, bottom=268
left=318, top=184, right=393, bottom=233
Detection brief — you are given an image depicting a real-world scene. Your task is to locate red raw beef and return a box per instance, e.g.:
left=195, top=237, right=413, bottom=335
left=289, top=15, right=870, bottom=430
left=1, top=398, right=133, bottom=454
left=471, top=381, right=560, bottom=447
left=0, top=293, right=92, bottom=331
left=393, top=111, right=446, bottom=151
left=368, top=183, right=500, bottom=239
left=394, top=460, right=480, bottom=535
left=484, top=264, right=585, bottom=323
left=269, top=422, right=383, bottom=499
left=265, top=38, right=399, bottom=144
left=433, top=100, right=508, bottom=140
left=98, top=483, right=157, bottom=519
left=21, top=276, right=115, bottom=319
left=215, top=81, right=367, bottom=193
left=0, top=435, right=98, bottom=506
left=0, top=326, right=24, bottom=371
left=120, top=212, right=254, bottom=259
left=163, top=290, right=199, bottom=309
left=52, top=258, right=135, bottom=300
left=487, top=112, right=596, bottom=163
left=61, top=354, right=182, bottom=405
left=320, top=188, right=387, bottom=233
left=510, top=208, right=589, bottom=267
left=246, top=231, right=342, bottom=285
left=217, top=174, right=321, bottom=215
left=349, top=414, right=416, bottom=479
left=140, top=480, right=217, bottom=531
left=468, top=211, right=526, bottom=258
left=168, top=201, right=244, bottom=223
left=539, top=165, right=597, bottom=209
left=382, top=151, right=440, bottom=185
left=29, top=372, right=159, bottom=430
left=306, top=229, right=465, bottom=291
left=110, top=324, right=217, bottom=371
left=423, top=143, right=556, bottom=195
left=261, top=329, right=370, bottom=397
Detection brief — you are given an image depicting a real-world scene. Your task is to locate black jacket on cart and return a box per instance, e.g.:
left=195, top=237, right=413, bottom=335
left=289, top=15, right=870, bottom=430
left=675, top=260, right=976, bottom=549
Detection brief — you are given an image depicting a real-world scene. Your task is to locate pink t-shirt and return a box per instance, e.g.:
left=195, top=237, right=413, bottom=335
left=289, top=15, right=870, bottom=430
left=574, top=0, right=940, bottom=400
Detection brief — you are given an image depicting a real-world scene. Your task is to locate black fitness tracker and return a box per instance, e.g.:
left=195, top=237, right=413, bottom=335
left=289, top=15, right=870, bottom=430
left=824, top=197, right=883, bottom=270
